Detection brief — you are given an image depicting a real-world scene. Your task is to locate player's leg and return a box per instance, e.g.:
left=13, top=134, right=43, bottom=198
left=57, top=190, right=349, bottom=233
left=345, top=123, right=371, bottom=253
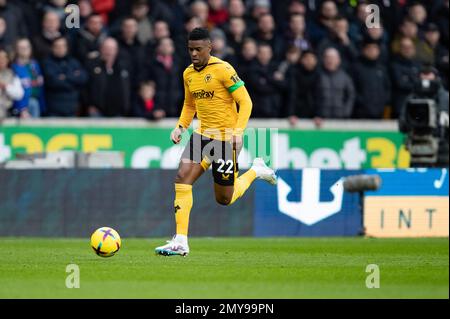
left=213, top=145, right=277, bottom=206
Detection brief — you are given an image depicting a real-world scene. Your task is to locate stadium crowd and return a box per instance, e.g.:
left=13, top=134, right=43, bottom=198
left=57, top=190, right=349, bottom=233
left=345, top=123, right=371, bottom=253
left=0, top=0, right=448, bottom=124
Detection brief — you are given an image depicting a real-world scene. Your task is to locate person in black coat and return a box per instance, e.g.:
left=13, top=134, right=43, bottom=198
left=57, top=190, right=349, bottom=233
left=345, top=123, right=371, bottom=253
left=145, top=37, right=182, bottom=118
left=247, top=43, right=286, bottom=118
left=42, top=37, right=88, bottom=117
left=84, top=37, right=132, bottom=117
left=351, top=39, right=391, bottom=119
left=288, top=50, right=319, bottom=124
left=32, top=10, right=63, bottom=61
left=251, top=13, right=285, bottom=61
left=73, top=13, right=108, bottom=66
left=390, top=37, right=422, bottom=118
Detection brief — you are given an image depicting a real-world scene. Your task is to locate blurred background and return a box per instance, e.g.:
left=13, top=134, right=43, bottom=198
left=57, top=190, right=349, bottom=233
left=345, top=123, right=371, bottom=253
left=0, top=0, right=448, bottom=238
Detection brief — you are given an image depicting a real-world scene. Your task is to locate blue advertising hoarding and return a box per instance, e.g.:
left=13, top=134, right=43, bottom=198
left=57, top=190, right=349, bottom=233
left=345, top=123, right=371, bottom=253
left=254, top=169, right=363, bottom=237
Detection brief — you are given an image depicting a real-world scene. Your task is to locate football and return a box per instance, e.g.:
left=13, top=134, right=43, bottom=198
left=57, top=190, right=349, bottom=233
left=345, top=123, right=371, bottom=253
left=90, top=227, right=121, bottom=258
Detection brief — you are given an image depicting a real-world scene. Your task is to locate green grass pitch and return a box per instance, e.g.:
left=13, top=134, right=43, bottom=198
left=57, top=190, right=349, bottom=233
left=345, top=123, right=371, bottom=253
left=0, top=237, right=448, bottom=299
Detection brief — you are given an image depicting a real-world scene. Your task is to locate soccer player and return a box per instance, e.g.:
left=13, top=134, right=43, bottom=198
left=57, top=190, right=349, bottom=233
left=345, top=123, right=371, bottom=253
left=155, top=28, right=277, bottom=256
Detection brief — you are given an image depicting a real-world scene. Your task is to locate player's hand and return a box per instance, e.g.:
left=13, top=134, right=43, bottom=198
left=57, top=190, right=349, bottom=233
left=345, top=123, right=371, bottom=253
left=171, top=127, right=184, bottom=144
left=232, top=135, right=243, bottom=154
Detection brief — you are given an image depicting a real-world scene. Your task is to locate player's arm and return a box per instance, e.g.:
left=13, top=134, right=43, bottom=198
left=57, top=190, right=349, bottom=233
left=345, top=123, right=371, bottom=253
left=172, top=75, right=196, bottom=144
left=223, top=64, right=252, bottom=150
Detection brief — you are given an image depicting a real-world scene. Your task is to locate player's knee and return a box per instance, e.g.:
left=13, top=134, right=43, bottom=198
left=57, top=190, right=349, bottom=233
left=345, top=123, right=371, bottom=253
left=215, top=195, right=232, bottom=206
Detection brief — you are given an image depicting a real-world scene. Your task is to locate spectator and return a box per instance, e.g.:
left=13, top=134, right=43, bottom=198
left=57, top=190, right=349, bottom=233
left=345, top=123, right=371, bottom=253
left=0, top=16, right=12, bottom=53
left=235, top=37, right=258, bottom=83
left=116, top=17, right=145, bottom=89
left=407, top=2, right=428, bottom=32
left=174, top=15, right=203, bottom=68
left=85, top=37, right=131, bottom=117
left=432, top=0, right=449, bottom=47
left=91, top=0, right=115, bottom=26
left=78, top=0, right=94, bottom=27
left=285, top=13, right=310, bottom=52
left=73, top=13, right=108, bottom=66
left=247, top=43, right=286, bottom=118
left=276, top=46, right=301, bottom=117
left=130, top=0, right=153, bottom=46
left=228, top=0, right=246, bottom=19
left=390, top=37, right=421, bottom=118
left=190, top=0, right=209, bottom=29
left=349, top=1, right=371, bottom=45
left=132, top=80, right=163, bottom=120
left=42, top=37, right=88, bottom=117
left=42, top=0, right=68, bottom=22
left=288, top=50, right=319, bottom=124
left=226, top=17, right=247, bottom=55
left=308, top=0, right=338, bottom=46
left=361, top=24, right=390, bottom=64
left=32, top=11, right=63, bottom=61
left=317, top=15, right=359, bottom=71
left=147, top=20, right=171, bottom=54
left=351, top=39, right=391, bottom=119
left=12, top=38, right=45, bottom=118
left=252, top=13, right=285, bottom=61
left=315, top=48, right=355, bottom=121
left=422, top=22, right=449, bottom=88
left=246, top=0, right=271, bottom=36
left=391, top=17, right=428, bottom=58
left=210, top=28, right=235, bottom=63
left=0, top=49, right=24, bottom=120
left=208, top=0, right=229, bottom=28
left=145, top=37, right=182, bottom=118
left=0, top=0, right=28, bottom=45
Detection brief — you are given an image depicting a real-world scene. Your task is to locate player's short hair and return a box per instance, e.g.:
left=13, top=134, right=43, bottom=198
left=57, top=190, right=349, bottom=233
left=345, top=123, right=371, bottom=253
left=188, top=27, right=210, bottom=41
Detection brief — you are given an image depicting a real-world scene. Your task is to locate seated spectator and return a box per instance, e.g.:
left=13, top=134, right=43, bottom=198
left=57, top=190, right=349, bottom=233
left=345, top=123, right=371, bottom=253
left=32, top=11, right=63, bottom=61
left=285, top=13, right=310, bottom=52
left=85, top=37, right=131, bottom=117
left=12, top=38, right=45, bottom=118
left=317, top=15, right=359, bottom=71
left=314, top=48, right=355, bottom=121
left=42, top=37, right=88, bottom=117
left=132, top=80, right=165, bottom=120
left=208, top=0, right=229, bottom=28
left=288, top=50, right=319, bottom=124
left=73, top=13, right=108, bottom=66
left=247, top=43, right=286, bottom=118
left=390, top=37, right=421, bottom=118
left=0, top=0, right=28, bottom=46
left=145, top=37, right=182, bottom=118
left=0, top=49, right=24, bottom=120
left=351, top=39, right=391, bottom=119
left=252, top=13, right=285, bottom=61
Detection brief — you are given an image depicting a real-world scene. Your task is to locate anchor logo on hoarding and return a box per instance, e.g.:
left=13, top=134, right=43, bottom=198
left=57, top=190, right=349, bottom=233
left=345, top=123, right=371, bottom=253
left=277, top=168, right=344, bottom=226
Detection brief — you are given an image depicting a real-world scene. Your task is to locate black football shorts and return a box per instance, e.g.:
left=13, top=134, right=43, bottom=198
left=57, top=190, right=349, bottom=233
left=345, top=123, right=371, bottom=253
left=180, top=132, right=239, bottom=186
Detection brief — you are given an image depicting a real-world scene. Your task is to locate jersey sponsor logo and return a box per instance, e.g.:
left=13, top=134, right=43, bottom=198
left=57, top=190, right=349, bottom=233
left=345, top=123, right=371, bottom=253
left=192, top=89, right=215, bottom=99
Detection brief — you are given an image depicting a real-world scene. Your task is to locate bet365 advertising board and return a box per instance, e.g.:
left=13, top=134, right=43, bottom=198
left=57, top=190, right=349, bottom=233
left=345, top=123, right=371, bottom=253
left=0, top=125, right=409, bottom=169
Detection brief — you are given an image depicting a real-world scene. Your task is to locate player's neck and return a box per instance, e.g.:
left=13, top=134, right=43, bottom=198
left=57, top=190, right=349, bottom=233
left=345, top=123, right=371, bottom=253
left=194, top=56, right=211, bottom=71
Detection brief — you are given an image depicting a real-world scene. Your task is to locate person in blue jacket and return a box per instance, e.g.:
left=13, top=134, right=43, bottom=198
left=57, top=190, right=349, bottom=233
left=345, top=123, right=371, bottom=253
left=11, top=38, right=46, bottom=118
